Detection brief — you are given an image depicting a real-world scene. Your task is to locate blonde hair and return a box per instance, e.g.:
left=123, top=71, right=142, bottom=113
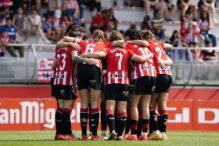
left=109, top=30, right=123, bottom=42
left=92, top=29, right=106, bottom=42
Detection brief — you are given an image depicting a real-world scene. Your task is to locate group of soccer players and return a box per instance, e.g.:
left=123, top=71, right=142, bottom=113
left=51, top=23, right=173, bottom=141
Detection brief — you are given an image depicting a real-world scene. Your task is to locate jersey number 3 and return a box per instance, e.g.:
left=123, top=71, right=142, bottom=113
left=57, top=53, right=66, bottom=71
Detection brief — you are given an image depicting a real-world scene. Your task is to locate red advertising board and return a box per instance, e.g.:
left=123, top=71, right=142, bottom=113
left=0, top=86, right=218, bottom=131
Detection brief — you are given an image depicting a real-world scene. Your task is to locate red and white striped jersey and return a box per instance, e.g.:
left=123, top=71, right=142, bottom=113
left=182, top=30, right=202, bottom=45
left=126, top=43, right=156, bottom=80
left=148, top=40, right=172, bottom=76
left=53, top=46, right=77, bottom=85
left=79, top=40, right=106, bottom=69
left=105, top=46, right=134, bottom=85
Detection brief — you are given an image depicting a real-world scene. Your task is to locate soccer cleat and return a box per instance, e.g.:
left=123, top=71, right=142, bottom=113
left=70, top=132, right=80, bottom=140
left=123, top=134, right=129, bottom=140
left=107, top=131, right=117, bottom=140
left=115, top=136, right=123, bottom=141
left=160, top=133, right=167, bottom=140
left=148, top=131, right=161, bottom=140
left=82, top=135, right=88, bottom=140
left=91, top=135, right=101, bottom=140
left=101, top=133, right=108, bottom=140
left=54, top=134, right=66, bottom=140
left=64, top=134, right=79, bottom=140
left=138, top=134, right=148, bottom=140
left=127, top=135, right=138, bottom=141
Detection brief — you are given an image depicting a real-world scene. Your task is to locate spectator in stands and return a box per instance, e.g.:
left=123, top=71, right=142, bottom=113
left=2, top=17, right=24, bottom=57
left=144, top=0, right=176, bottom=20
left=151, top=9, right=165, bottom=40
left=77, top=0, right=87, bottom=19
left=182, top=23, right=204, bottom=47
left=180, top=8, right=192, bottom=38
left=23, top=0, right=33, bottom=15
left=143, top=0, right=159, bottom=16
left=43, top=15, right=55, bottom=42
left=167, top=30, right=179, bottom=60
left=198, top=10, right=217, bottom=47
left=0, top=16, right=5, bottom=32
left=198, top=0, right=217, bottom=24
left=62, top=0, right=79, bottom=23
left=170, top=30, right=180, bottom=47
left=201, top=39, right=217, bottom=61
left=177, top=0, right=197, bottom=20
left=90, top=9, right=109, bottom=33
left=53, top=9, right=62, bottom=41
left=26, top=9, right=51, bottom=43
left=12, top=7, right=28, bottom=41
left=26, top=9, right=41, bottom=37
left=34, top=0, right=41, bottom=12
left=48, top=0, right=62, bottom=11
left=182, top=23, right=204, bottom=61
left=107, top=8, right=118, bottom=30
left=141, top=15, right=152, bottom=30
left=87, top=0, right=102, bottom=17
left=0, top=0, right=13, bottom=17
left=0, top=29, right=11, bottom=57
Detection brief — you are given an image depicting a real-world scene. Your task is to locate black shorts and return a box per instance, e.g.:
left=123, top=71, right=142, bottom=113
left=155, top=74, right=173, bottom=93
left=77, top=64, right=101, bottom=90
left=53, top=85, right=77, bottom=100
left=104, top=84, right=129, bottom=101
left=130, top=76, right=156, bottom=94
left=50, top=78, right=56, bottom=97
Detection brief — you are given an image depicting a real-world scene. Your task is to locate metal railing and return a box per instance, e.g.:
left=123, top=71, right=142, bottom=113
left=0, top=44, right=218, bottom=86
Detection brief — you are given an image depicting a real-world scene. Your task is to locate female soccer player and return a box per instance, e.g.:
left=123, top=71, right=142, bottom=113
left=81, top=30, right=153, bottom=140
left=125, top=30, right=155, bottom=141
left=141, top=30, right=173, bottom=140
left=52, top=24, right=98, bottom=140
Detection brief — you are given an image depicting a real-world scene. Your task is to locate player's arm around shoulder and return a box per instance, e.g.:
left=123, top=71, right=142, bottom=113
left=71, top=50, right=98, bottom=65
left=56, top=37, right=82, bottom=50
left=127, top=40, right=149, bottom=47
left=130, top=50, right=153, bottom=62
left=80, top=49, right=107, bottom=58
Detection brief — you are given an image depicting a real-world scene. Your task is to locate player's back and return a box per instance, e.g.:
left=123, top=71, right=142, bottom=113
left=79, top=40, right=106, bottom=68
left=53, top=46, right=76, bottom=85
left=148, top=40, right=171, bottom=75
left=126, top=43, right=156, bottom=80
left=105, top=46, right=131, bottom=85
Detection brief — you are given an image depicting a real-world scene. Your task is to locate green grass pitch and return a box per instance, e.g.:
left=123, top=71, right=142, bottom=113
left=0, top=131, right=218, bottom=146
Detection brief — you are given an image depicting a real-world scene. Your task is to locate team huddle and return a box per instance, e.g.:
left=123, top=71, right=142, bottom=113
left=51, top=23, right=173, bottom=141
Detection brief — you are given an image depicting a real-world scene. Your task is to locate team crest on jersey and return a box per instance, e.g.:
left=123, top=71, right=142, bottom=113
left=60, top=89, right=66, bottom=96
left=122, top=91, right=129, bottom=97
